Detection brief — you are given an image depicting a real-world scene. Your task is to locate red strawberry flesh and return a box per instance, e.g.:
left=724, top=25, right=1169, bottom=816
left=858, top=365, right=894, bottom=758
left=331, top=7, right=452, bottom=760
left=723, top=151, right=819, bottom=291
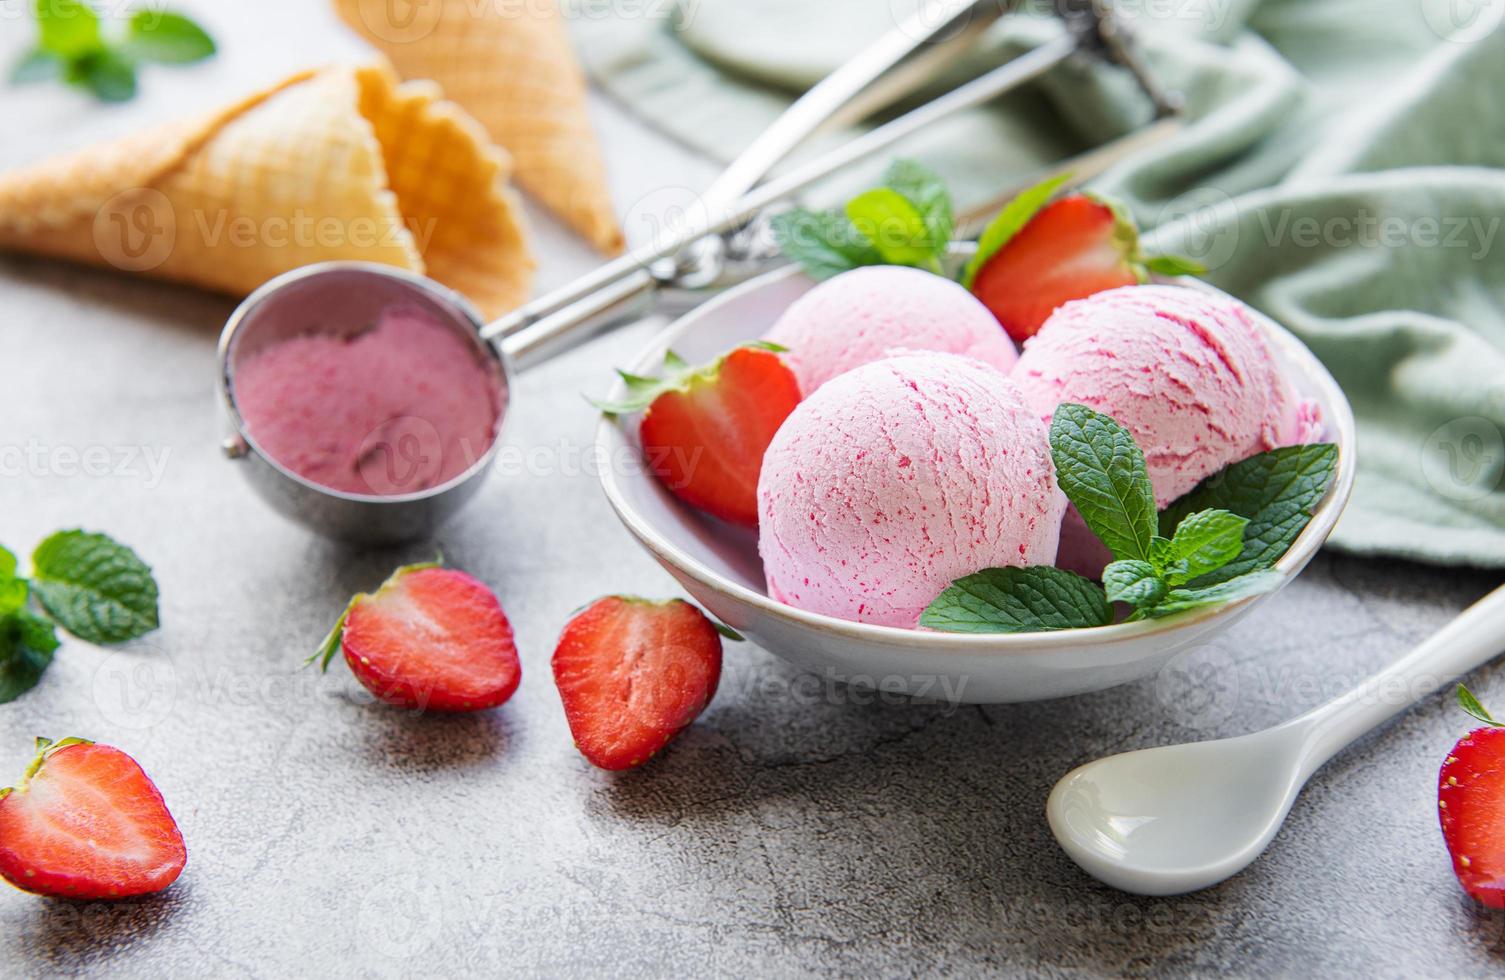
left=552, top=597, right=722, bottom=770
left=971, top=194, right=1142, bottom=342
left=639, top=346, right=801, bottom=527
left=343, top=566, right=521, bottom=712
left=1440, top=726, right=1505, bottom=907
left=0, top=741, right=186, bottom=900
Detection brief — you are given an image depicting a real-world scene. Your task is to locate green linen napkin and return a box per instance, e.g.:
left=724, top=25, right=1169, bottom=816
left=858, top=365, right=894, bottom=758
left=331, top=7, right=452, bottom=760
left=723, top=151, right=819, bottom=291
left=573, top=0, right=1505, bottom=566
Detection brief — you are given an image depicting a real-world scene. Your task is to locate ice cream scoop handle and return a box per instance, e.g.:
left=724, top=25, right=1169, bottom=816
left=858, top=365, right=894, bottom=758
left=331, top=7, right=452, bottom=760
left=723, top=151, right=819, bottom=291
left=1290, top=584, right=1505, bottom=779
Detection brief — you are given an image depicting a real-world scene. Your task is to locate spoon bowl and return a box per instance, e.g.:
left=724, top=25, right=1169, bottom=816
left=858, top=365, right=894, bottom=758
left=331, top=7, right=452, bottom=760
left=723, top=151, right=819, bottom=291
left=1047, top=585, right=1505, bottom=895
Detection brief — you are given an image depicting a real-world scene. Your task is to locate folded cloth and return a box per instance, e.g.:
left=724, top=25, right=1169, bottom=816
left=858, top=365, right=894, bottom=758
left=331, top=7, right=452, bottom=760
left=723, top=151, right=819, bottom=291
left=575, top=0, right=1505, bottom=567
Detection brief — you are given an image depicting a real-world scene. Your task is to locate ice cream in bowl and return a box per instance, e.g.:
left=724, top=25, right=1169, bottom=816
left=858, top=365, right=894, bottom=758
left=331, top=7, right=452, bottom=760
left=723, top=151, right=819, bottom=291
left=594, top=179, right=1355, bottom=704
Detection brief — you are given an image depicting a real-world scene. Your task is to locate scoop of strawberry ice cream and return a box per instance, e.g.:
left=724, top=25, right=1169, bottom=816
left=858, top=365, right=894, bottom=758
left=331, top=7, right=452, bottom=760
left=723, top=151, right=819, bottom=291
left=764, top=266, right=1017, bottom=395
left=1011, top=284, right=1321, bottom=576
left=234, top=305, right=503, bottom=496
left=758, top=351, right=1064, bottom=629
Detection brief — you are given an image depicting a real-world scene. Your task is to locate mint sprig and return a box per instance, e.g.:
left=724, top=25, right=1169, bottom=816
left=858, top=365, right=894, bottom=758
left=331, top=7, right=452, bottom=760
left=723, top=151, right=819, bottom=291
left=919, top=566, right=1112, bottom=634
left=923, top=405, right=1332, bottom=633
left=1159, top=444, right=1339, bottom=586
left=773, top=159, right=954, bottom=280
left=10, top=1, right=215, bottom=103
left=0, top=530, right=158, bottom=703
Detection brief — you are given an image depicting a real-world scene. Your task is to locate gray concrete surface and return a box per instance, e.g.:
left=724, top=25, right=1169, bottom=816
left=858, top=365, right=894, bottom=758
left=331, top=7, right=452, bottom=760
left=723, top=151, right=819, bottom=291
left=3, top=6, right=1505, bottom=977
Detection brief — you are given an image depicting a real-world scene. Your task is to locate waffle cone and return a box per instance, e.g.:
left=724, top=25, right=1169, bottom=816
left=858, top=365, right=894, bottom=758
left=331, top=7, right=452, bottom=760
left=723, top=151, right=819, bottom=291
left=334, top=0, right=624, bottom=254
left=0, top=62, right=535, bottom=319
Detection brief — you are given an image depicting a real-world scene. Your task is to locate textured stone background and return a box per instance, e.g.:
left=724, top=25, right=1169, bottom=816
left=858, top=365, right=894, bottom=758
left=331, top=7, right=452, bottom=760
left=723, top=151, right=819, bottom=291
left=2, top=4, right=1505, bottom=977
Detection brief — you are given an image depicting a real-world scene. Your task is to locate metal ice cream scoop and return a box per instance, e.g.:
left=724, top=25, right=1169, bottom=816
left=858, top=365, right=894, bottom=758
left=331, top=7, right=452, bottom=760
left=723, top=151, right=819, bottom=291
left=218, top=0, right=1179, bottom=543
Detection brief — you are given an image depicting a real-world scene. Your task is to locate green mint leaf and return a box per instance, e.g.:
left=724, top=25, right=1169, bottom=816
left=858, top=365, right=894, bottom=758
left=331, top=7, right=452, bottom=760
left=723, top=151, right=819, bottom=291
left=1458, top=684, right=1503, bottom=728
left=0, top=546, right=26, bottom=617
left=30, top=530, right=159, bottom=644
left=1136, top=569, right=1284, bottom=620
left=844, top=188, right=936, bottom=268
left=76, top=48, right=137, bottom=102
left=10, top=48, right=61, bottom=84
left=1162, top=509, right=1248, bottom=585
left=1159, top=444, right=1339, bottom=586
left=123, top=10, right=215, bottom=64
left=0, top=611, right=58, bottom=704
left=1144, top=253, right=1207, bottom=278
left=1102, top=560, right=1167, bottom=608
left=1049, top=404, right=1157, bottom=563
left=771, top=208, right=881, bottom=281
left=883, top=159, right=953, bottom=259
left=961, top=172, right=1071, bottom=288
left=35, top=0, right=103, bottom=60
left=920, top=566, right=1111, bottom=634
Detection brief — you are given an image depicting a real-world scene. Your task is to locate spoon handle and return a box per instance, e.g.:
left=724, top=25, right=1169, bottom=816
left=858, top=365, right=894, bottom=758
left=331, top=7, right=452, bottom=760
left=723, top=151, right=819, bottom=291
left=1292, top=584, right=1505, bottom=778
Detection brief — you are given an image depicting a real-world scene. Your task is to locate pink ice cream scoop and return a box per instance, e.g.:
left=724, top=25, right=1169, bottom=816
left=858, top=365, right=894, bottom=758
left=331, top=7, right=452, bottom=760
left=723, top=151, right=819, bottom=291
left=1011, top=284, right=1321, bottom=575
left=233, top=305, right=503, bottom=496
left=758, top=351, right=1064, bottom=629
left=765, top=265, right=1018, bottom=395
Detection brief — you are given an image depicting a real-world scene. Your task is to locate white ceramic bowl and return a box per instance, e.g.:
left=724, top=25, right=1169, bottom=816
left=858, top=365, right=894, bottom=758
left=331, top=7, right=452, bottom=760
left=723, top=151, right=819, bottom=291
left=596, top=267, right=1356, bottom=703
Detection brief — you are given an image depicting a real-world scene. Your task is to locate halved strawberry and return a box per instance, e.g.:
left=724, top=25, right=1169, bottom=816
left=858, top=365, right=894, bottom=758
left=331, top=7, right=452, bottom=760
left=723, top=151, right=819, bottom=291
left=963, top=177, right=1200, bottom=343
left=314, top=562, right=521, bottom=712
left=1440, top=685, right=1505, bottom=907
left=595, top=343, right=801, bottom=527
left=0, top=738, right=186, bottom=900
left=552, top=597, right=724, bottom=770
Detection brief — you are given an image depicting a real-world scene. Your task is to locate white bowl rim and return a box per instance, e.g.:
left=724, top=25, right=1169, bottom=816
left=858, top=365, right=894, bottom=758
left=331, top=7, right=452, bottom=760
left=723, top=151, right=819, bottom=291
left=595, top=266, right=1358, bottom=656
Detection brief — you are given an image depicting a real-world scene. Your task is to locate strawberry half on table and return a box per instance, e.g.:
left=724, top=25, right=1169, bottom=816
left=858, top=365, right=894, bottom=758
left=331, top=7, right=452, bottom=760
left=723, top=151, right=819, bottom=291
left=552, top=597, right=728, bottom=771
left=962, top=175, right=1202, bottom=343
left=0, top=738, right=186, bottom=900
left=594, top=342, right=801, bottom=528
left=1440, top=685, right=1505, bottom=908
left=313, top=562, right=521, bottom=712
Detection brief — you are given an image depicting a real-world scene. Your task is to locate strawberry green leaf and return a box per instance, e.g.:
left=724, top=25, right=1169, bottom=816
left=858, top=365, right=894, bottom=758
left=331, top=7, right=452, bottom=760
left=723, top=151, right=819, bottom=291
left=845, top=188, right=937, bottom=268
left=921, top=566, right=1112, bottom=634
left=123, top=10, right=215, bottom=64
left=35, top=0, right=103, bottom=61
left=0, top=611, right=59, bottom=704
left=1159, top=444, right=1339, bottom=586
left=882, top=159, right=953, bottom=259
left=1145, top=254, right=1207, bottom=278
left=1049, top=404, right=1157, bottom=563
left=961, top=172, right=1071, bottom=288
left=310, top=602, right=353, bottom=671
left=1458, top=684, right=1503, bottom=728
left=30, top=530, right=159, bottom=644
left=1160, top=509, right=1248, bottom=585
left=712, top=621, right=745, bottom=642
left=771, top=208, right=881, bottom=281
left=591, top=342, right=787, bottom=416
left=1135, top=569, right=1283, bottom=620
left=1102, top=560, right=1166, bottom=608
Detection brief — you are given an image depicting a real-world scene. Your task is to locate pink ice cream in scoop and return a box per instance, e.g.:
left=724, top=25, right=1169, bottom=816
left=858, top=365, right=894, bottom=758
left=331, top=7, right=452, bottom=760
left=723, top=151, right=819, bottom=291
left=765, top=266, right=1017, bottom=395
left=1011, top=284, right=1321, bottom=575
left=234, top=305, right=502, bottom=496
left=758, top=352, right=1064, bottom=629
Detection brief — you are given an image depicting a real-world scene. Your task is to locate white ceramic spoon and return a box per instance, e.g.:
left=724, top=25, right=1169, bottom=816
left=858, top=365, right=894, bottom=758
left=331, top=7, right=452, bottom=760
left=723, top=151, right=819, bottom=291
left=1048, top=584, right=1505, bottom=896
